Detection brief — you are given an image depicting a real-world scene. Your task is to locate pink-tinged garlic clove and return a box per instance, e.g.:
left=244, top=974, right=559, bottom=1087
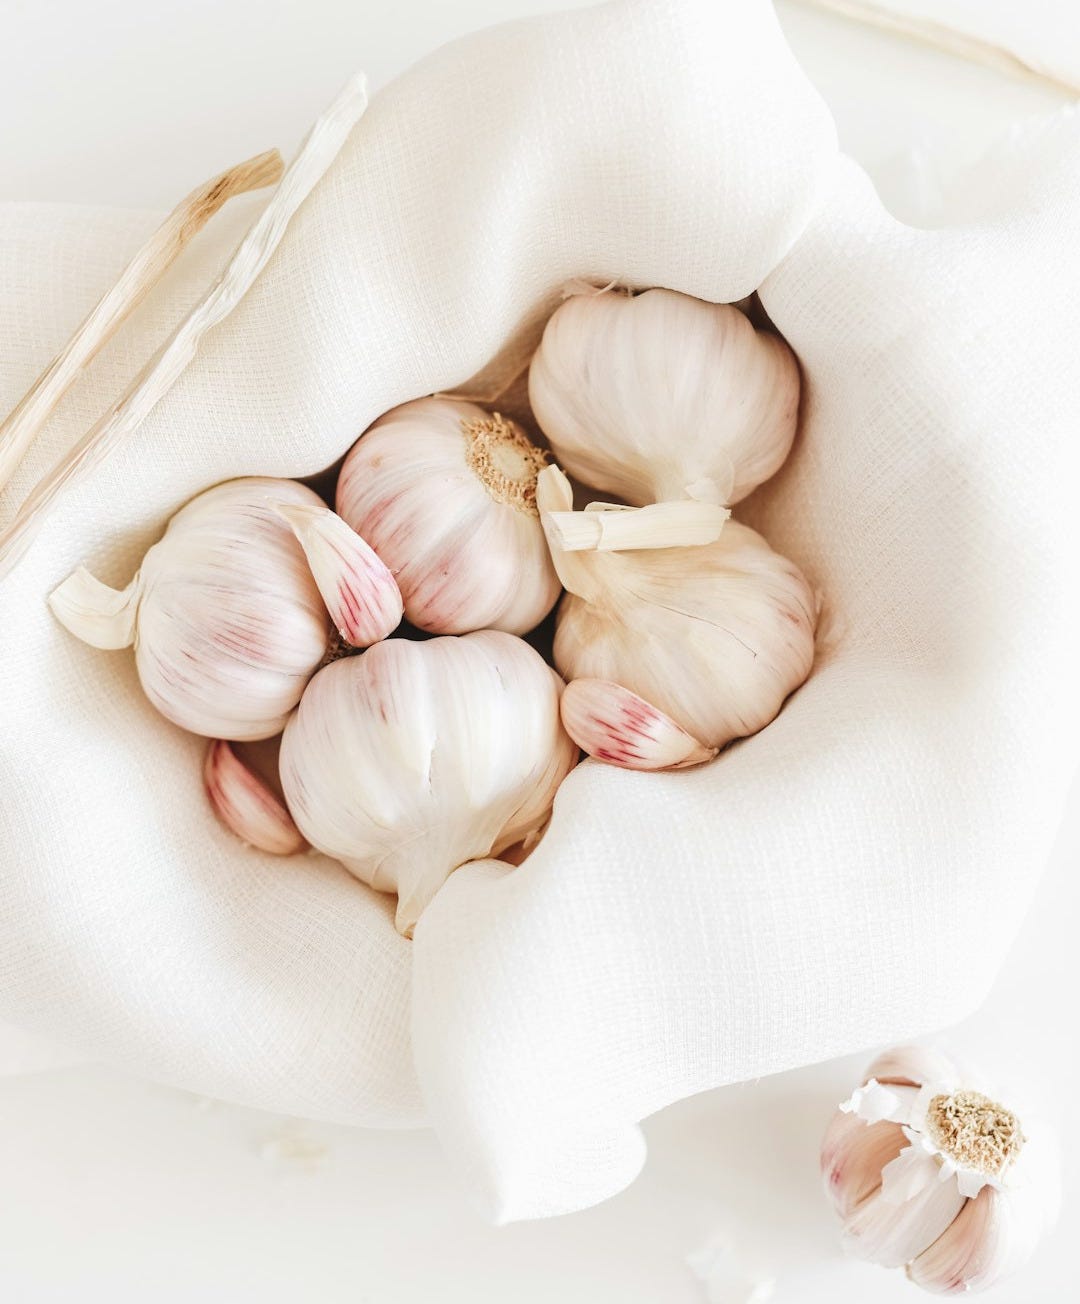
left=821, top=1111, right=910, bottom=1219
left=864, top=1044, right=959, bottom=1091
left=204, top=739, right=306, bottom=856
left=273, top=501, right=402, bottom=648
left=560, top=678, right=717, bottom=771
left=907, top=1187, right=1001, bottom=1296
left=842, top=1149, right=966, bottom=1270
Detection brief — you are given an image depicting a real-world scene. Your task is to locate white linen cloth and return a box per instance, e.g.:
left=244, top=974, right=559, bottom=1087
left=1, top=0, right=1077, bottom=1220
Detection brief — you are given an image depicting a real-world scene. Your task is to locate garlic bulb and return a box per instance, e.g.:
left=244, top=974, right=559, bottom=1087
left=49, top=477, right=401, bottom=741
left=528, top=287, right=800, bottom=507
left=538, top=465, right=815, bottom=752
left=279, top=630, right=578, bottom=937
left=204, top=738, right=305, bottom=855
left=822, top=1045, right=1061, bottom=1294
left=336, top=396, right=560, bottom=635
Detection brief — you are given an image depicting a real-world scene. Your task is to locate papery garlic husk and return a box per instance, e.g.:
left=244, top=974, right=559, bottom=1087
left=336, top=396, right=561, bottom=635
left=821, top=1044, right=1061, bottom=1295
left=204, top=738, right=306, bottom=855
left=560, top=678, right=717, bottom=771
left=528, top=287, right=800, bottom=506
left=538, top=465, right=815, bottom=752
left=49, top=477, right=398, bottom=741
left=279, top=630, right=579, bottom=937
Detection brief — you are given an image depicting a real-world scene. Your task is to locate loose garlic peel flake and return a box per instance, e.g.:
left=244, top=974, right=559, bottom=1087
left=823, top=1044, right=1060, bottom=1295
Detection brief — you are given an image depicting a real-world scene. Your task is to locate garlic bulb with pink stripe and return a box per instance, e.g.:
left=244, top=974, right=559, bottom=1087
left=49, top=477, right=402, bottom=740
left=822, top=1045, right=1060, bottom=1294
left=336, top=396, right=561, bottom=636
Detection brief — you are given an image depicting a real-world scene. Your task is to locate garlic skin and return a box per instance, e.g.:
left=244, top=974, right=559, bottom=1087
left=336, top=397, right=561, bottom=635
left=50, top=478, right=336, bottom=741
left=279, top=630, right=578, bottom=938
left=561, top=678, right=717, bottom=771
left=528, top=287, right=800, bottom=506
left=538, top=465, right=815, bottom=752
left=821, top=1044, right=1061, bottom=1295
left=204, top=738, right=306, bottom=855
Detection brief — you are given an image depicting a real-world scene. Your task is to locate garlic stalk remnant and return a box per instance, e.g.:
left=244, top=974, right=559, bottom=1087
left=822, top=1044, right=1061, bottom=1294
left=336, top=397, right=561, bottom=635
left=204, top=739, right=305, bottom=855
left=561, top=678, right=717, bottom=771
left=528, top=287, right=800, bottom=507
left=279, top=630, right=578, bottom=937
left=49, top=477, right=396, bottom=741
left=538, top=465, right=815, bottom=752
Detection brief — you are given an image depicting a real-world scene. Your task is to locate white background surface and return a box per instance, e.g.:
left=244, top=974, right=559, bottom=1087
left=0, top=1, right=1076, bottom=1299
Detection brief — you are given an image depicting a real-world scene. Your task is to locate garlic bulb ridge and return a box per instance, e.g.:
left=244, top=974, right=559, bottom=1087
left=279, top=630, right=578, bottom=937
left=336, top=396, right=561, bottom=636
left=538, top=465, right=816, bottom=753
left=528, top=287, right=800, bottom=507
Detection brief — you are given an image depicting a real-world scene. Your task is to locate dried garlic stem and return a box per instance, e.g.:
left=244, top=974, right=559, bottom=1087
left=545, top=499, right=729, bottom=552
left=0, top=149, right=284, bottom=496
left=0, top=72, right=369, bottom=580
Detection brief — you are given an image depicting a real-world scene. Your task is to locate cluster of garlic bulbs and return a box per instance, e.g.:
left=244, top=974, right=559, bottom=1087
left=822, top=1045, right=1060, bottom=1294
left=51, top=286, right=816, bottom=934
left=529, top=287, right=815, bottom=769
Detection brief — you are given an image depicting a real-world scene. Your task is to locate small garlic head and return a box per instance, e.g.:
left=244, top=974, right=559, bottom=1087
left=822, top=1045, right=1061, bottom=1294
left=538, top=466, right=815, bottom=751
left=336, top=397, right=561, bottom=635
left=279, top=630, right=578, bottom=937
left=50, top=477, right=333, bottom=740
left=528, top=287, right=800, bottom=506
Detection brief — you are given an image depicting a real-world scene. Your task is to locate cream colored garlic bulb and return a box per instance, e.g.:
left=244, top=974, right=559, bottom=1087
left=822, top=1045, right=1061, bottom=1294
left=279, top=630, right=578, bottom=937
left=336, top=397, right=561, bottom=635
left=538, top=465, right=815, bottom=753
left=528, top=287, right=800, bottom=507
left=49, top=477, right=402, bottom=741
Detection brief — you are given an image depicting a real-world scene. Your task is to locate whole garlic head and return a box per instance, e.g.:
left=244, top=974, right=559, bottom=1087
left=336, top=396, right=561, bottom=635
left=279, top=630, right=578, bottom=937
left=528, top=287, right=800, bottom=507
left=822, top=1045, right=1061, bottom=1294
left=49, top=477, right=401, bottom=740
left=538, top=465, right=815, bottom=752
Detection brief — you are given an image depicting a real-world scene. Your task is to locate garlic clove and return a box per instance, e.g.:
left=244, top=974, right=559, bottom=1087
left=203, top=738, right=306, bottom=856
left=543, top=498, right=730, bottom=552
left=864, top=1044, right=959, bottom=1091
left=908, top=1130, right=1060, bottom=1295
left=560, top=678, right=717, bottom=770
left=272, top=500, right=402, bottom=647
left=842, top=1148, right=966, bottom=1269
left=906, top=1188, right=1004, bottom=1296
left=821, top=1113, right=910, bottom=1219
